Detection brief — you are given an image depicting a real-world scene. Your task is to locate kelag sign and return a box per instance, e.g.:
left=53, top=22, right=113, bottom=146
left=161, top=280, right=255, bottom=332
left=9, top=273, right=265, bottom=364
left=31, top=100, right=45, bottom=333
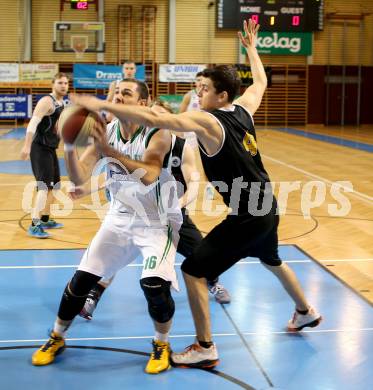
left=73, top=64, right=146, bottom=89
left=0, top=95, right=32, bottom=119
left=240, top=32, right=312, bottom=59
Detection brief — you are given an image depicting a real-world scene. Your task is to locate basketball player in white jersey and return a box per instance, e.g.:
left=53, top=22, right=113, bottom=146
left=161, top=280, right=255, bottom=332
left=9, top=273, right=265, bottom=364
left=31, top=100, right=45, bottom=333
left=179, top=71, right=203, bottom=148
left=76, top=99, right=231, bottom=321
left=179, top=72, right=203, bottom=113
left=31, top=79, right=182, bottom=375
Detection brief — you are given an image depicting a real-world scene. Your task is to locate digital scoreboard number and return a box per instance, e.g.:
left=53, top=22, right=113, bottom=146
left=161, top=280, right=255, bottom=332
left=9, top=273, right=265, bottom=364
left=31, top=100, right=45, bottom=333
left=70, top=0, right=91, bottom=10
left=217, top=0, right=324, bottom=32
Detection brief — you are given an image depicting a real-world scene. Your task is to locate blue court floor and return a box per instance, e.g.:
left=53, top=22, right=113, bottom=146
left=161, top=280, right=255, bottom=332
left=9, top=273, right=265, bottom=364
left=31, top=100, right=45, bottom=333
left=0, top=245, right=372, bottom=390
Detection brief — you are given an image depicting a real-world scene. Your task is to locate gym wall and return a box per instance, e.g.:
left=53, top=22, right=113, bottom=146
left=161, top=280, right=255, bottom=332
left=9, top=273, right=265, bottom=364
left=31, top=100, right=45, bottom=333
left=0, top=0, right=372, bottom=65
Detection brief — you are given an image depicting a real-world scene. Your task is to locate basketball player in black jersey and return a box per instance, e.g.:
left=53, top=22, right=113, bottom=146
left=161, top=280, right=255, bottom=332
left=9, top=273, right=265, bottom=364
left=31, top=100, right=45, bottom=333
left=71, top=20, right=322, bottom=368
left=154, top=100, right=231, bottom=304
left=21, top=72, right=69, bottom=238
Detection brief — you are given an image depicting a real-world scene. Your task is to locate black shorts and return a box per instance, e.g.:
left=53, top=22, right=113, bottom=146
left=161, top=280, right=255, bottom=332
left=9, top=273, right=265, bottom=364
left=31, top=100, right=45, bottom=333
left=177, top=210, right=203, bottom=258
left=181, top=210, right=280, bottom=281
left=30, top=142, right=60, bottom=190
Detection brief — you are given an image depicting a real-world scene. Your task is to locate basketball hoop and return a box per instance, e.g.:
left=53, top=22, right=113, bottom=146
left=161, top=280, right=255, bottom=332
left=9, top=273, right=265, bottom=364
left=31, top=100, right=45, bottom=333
left=53, top=22, right=105, bottom=54
left=71, top=35, right=88, bottom=59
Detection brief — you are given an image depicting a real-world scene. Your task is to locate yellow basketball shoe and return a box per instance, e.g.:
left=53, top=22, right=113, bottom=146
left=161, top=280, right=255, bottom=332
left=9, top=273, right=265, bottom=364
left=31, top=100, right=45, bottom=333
left=32, top=332, right=66, bottom=366
left=145, top=339, right=171, bottom=374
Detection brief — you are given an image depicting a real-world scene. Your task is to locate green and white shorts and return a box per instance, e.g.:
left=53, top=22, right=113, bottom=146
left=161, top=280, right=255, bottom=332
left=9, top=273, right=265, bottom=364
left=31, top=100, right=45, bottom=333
left=78, top=214, right=180, bottom=291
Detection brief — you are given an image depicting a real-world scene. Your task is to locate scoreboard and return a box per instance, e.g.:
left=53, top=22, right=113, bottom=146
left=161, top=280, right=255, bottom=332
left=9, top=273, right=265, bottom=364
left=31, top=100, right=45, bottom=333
left=217, top=0, right=324, bottom=32
left=70, top=0, right=96, bottom=10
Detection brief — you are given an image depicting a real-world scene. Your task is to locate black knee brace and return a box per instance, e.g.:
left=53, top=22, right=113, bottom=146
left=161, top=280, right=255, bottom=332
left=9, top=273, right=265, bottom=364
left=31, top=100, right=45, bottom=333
left=260, top=257, right=282, bottom=266
left=140, top=277, right=175, bottom=323
left=58, top=270, right=101, bottom=321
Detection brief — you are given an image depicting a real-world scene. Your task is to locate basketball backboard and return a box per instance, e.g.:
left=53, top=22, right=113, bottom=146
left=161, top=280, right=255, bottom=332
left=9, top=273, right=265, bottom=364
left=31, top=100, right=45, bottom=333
left=53, top=21, right=105, bottom=53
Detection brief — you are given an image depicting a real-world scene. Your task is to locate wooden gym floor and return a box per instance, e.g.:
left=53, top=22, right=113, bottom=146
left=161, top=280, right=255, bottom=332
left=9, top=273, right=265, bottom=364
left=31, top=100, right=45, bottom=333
left=0, top=124, right=372, bottom=304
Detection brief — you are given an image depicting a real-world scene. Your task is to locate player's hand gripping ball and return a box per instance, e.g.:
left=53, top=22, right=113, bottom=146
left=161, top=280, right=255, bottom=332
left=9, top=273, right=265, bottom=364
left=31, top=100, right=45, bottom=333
left=58, top=105, right=102, bottom=147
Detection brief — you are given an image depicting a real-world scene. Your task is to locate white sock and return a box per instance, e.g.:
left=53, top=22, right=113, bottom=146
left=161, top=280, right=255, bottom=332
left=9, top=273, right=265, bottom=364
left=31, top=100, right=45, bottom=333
left=155, top=331, right=169, bottom=343
left=53, top=319, right=72, bottom=337
left=32, top=190, right=48, bottom=220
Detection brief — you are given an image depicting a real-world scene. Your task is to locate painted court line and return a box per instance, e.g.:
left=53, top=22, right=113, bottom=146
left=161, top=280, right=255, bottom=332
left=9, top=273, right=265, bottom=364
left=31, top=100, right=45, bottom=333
left=1, top=259, right=373, bottom=270
left=319, top=258, right=373, bottom=263
left=0, top=260, right=311, bottom=269
left=1, top=328, right=373, bottom=344
left=262, top=154, right=373, bottom=206
left=273, top=127, right=373, bottom=153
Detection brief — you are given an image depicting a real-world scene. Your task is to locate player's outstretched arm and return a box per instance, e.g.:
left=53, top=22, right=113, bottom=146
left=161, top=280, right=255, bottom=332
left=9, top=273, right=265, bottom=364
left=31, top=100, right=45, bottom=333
left=70, top=93, right=223, bottom=155
left=235, top=20, right=267, bottom=115
left=70, top=93, right=216, bottom=137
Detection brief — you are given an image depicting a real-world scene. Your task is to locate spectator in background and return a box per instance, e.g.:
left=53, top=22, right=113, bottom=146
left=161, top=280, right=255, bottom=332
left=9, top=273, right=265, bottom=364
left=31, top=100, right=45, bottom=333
left=106, top=60, right=137, bottom=103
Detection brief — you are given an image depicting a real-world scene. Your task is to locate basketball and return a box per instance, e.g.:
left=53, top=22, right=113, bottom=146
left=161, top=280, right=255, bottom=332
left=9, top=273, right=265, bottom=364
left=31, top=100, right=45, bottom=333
left=57, top=105, right=101, bottom=147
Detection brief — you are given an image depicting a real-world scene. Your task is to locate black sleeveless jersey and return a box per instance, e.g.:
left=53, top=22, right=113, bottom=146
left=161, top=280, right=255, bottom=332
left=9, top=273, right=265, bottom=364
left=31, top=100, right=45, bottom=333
left=33, top=94, right=64, bottom=149
left=199, top=104, right=273, bottom=215
left=170, top=136, right=187, bottom=198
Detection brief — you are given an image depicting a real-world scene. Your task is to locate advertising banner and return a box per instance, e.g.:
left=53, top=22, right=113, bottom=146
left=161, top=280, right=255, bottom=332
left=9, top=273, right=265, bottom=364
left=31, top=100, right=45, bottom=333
left=159, top=64, right=207, bottom=83
left=0, top=64, right=59, bottom=87
left=235, top=65, right=272, bottom=87
left=0, top=63, right=19, bottom=83
left=0, top=95, right=32, bottom=119
left=158, top=95, right=184, bottom=113
left=73, top=64, right=145, bottom=89
left=19, top=64, right=59, bottom=85
left=239, top=32, right=312, bottom=61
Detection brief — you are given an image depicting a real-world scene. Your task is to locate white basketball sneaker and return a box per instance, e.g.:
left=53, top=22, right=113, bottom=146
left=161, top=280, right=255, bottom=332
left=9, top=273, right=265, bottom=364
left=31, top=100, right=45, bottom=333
left=171, top=342, right=219, bottom=369
left=287, top=306, right=322, bottom=331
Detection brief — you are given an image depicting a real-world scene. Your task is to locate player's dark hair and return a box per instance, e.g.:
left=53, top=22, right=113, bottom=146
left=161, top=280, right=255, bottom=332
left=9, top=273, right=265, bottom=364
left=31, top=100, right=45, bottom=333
left=121, top=78, right=149, bottom=101
left=201, top=65, right=241, bottom=103
left=196, top=71, right=203, bottom=78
